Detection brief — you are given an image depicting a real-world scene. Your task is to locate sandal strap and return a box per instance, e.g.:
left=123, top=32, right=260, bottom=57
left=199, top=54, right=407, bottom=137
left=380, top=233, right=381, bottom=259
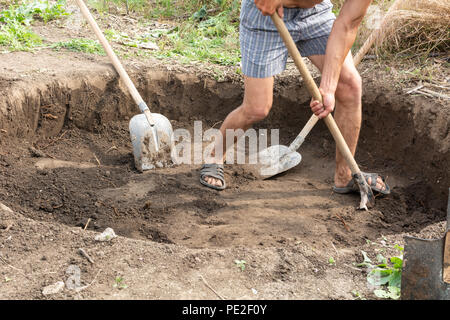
left=363, top=172, right=379, bottom=188
left=200, top=164, right=225, bottom=181
left=360, top=172, right=388, bottom=193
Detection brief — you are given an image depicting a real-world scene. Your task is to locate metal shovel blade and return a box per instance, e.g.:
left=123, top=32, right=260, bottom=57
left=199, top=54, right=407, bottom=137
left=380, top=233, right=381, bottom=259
left=258, top=145, right=302, bottom=178
left=129, top=113, right=174, bottom=172
left=401, top=236, right=449, bottom=300
left=352, top=172, right=376, bottom=210
left=401, top=189, right=450, bottom=300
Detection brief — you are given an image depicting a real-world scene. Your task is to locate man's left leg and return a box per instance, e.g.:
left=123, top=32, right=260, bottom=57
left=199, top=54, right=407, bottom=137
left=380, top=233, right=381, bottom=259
left=308, top=52, right=388, bottom=192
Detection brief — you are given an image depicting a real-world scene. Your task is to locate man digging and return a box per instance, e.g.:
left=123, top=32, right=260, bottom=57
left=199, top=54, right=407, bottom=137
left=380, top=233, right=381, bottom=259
left=199, top=0, right=390, bottom=196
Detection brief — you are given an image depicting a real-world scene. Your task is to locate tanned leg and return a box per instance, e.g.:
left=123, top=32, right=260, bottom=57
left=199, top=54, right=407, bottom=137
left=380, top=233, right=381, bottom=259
left=203, top=76, right=274, bottom=188
left=308, top=53, right=387, bottom=191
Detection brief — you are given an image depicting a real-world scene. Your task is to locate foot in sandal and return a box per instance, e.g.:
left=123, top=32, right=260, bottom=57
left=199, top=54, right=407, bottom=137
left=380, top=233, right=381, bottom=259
left=199, top=163, right=226, bottom=190
left=333, top=171, right=390, bottom=195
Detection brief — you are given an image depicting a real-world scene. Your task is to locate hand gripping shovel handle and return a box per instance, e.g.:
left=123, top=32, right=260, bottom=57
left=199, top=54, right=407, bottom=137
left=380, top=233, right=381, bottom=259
left=271, top=12, right=374, bottom=210
left=75, top=0, right=159, bottom=151
left=285, top=0, right=400, bottom=153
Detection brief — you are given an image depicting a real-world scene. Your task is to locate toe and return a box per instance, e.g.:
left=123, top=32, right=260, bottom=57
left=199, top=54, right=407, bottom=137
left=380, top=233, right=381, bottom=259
left=368, top=176, right=386, bottom=191
left=206, top=176, right=222, bottom=187
left=214, top=178, right=223, bottom=187
left=377, top=177, right=386, bottom=191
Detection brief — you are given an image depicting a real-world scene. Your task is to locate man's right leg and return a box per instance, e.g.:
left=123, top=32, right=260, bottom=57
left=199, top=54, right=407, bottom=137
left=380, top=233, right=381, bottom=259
left=202, top=76, right=274, bottom=188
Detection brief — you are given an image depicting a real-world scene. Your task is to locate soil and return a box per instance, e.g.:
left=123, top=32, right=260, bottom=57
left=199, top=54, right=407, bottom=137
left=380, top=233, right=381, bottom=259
left=0, top=10, right=449, bottom=300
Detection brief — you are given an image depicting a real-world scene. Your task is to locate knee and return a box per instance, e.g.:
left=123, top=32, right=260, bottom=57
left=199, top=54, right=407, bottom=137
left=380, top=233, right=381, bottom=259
left=241, top=99, right=272, bottom=123
left=335, top=69, right=362, bottom=105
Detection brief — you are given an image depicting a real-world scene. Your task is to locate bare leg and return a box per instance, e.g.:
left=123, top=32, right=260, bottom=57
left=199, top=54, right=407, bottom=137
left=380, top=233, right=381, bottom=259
left=308, top=53, right=387, bottom=191
left=203, top=76, right=274, bottom=188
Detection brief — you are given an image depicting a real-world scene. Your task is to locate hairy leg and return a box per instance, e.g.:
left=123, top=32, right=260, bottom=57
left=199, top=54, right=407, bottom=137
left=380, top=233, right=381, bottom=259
left=203, top=76, right=274, bottom=188
left=308, top=53, right=386, bottom=190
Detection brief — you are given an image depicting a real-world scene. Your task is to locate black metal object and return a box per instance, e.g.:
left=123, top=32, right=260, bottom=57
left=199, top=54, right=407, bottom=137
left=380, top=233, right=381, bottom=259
left=401, top=188, right=450, bottom=300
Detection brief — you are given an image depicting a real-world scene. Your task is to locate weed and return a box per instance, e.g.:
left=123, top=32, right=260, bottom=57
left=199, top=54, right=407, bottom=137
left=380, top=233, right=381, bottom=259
left=234, top=259, right=246, bottom=271
left=51, top=38, right=105, bottom=55
left=0, top=22, right=42, bottom=51
left=0, top=0, right=69, bottom=51
left=113, top=276, right=128, bottom=289
left=351, top=290, right=366, bottom=300
left=154, top=9, right=240, bottom=66
left=150, top=0, right=176, bottom=18
left=356, top=244, right=404, bottom=300
left=104, top=28, right=159, bottom=50
left=0, top=0, right=69, bottom=24
left=70, top=1, right=240, bottom=66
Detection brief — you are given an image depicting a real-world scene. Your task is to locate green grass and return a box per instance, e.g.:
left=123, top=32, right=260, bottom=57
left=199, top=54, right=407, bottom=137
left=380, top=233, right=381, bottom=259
left=88, top=0, right=239, bottom=18
left=0, top=21, right=42, bottom=51
left=51, top=38, right=105, bottom=55
left=154, top=8, right=240, bottom=65
left=0, top=0, right=69, bottom=51
left=0, top=0, right=69, bottom=25
left=84, top=0, right=241, bottom=66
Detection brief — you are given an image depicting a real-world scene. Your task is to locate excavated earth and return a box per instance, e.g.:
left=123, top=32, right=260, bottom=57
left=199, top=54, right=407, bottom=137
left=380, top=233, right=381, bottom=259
left=0, top=49, right=448, bottom=300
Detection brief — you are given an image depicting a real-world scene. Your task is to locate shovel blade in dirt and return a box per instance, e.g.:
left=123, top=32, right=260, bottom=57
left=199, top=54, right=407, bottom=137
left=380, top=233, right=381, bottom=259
left=401, top=189, right=450, bottom=300
left=257, top=114, right=316, bottom=179
left=75, top=0, right=174, bottom=172
left=129, top=113, right=174, bottom=171
left=258, top=145, right=302, bottom=178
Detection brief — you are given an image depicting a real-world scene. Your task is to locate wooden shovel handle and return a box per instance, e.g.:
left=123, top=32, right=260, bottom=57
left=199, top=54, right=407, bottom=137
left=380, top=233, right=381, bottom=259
left=353, top=0, right=402, bottom=66
left=75, top=0, right=155, bottom=125
left=271, top=12, right=361, bottom=175
left=283, top=0, right=400, bottom=153
left=270, top=13, right=322, bottom=103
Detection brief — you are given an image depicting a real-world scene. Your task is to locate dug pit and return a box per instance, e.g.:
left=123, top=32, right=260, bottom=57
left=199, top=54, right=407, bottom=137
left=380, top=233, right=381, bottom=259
left=0, top=64, right=448, bottom=253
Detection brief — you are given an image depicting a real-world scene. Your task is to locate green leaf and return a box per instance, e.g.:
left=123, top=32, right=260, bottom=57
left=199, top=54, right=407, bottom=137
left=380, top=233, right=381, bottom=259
left=234, top=259, right=246, bottom=271
left=390, top=256, right=403, bottom=269
left=389, top=269, right=402, bottom=288
left=375, top=286, right=401, bottom=299
left=192, top=5, right=207, bottom=21
left=368, top=268, right=392, bottom=286
left=374, top=289, right=391, bottom=299
left=387, top=286, right=401, bottom=299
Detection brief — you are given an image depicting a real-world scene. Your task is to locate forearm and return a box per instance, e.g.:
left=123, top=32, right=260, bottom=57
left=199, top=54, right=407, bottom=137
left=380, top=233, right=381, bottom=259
left=320, top=0, right=372, bottom=94
left=320, top=20, right=358, bottom=93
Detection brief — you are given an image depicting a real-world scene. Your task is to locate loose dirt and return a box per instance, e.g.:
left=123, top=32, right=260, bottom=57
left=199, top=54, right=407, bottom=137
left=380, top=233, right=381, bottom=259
left=0, top=31, right=448, bottom=299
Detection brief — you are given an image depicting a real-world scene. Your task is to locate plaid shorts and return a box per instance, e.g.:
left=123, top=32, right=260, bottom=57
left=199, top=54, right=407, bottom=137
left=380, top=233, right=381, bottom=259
left=240, top=0, right=336, bottom=78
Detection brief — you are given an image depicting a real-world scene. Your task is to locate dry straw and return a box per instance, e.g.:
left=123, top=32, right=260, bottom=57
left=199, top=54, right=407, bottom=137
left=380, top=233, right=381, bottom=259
left=374, top=0, right=450, bottom=58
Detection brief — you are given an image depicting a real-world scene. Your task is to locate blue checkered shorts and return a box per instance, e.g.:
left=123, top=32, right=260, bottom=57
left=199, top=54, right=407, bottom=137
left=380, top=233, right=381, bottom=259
left=240, top=0, right=336, bottom=78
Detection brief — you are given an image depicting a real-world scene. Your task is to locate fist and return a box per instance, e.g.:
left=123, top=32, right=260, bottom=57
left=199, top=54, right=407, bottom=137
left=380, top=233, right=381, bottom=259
left=310, top=88, right=335, bottom=119
left=255, top=0, right=284, bottom=17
